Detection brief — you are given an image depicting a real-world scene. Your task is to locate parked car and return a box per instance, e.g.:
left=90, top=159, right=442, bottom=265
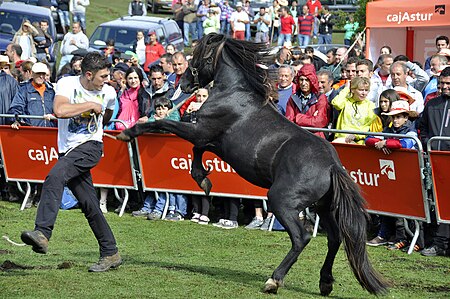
left=147, top=0, right=173, bottom=14
left=0, top=1, right=63, bottom=79
left=11, top=0, right=65, bottom=34
left=89, top=16, right=183, bottom=54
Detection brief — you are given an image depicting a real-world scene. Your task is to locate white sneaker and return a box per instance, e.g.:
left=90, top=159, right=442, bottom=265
left=212, top=219, right=226, bottom=227
left=220, top=220, right=238, bottom=229
left=198, top=215, right=210, bottom=225
left=100, top=203, right=108, bottom=214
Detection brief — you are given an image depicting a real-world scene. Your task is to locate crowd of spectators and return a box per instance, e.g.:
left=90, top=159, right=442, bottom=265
left=0, top=1, right=449, bottom=258
left=171, top=0, right=356, bottom=48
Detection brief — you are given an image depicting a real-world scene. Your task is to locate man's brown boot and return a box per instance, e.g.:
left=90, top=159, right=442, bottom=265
left=88, top=252, right=122, bottom=272
left=21, top=230, right=48, bottom=254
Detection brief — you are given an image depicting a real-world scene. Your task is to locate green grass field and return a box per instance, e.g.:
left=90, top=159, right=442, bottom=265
left=1, top=200, right=449, bottom=299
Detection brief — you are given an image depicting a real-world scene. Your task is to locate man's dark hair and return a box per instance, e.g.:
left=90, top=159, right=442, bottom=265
left=393, top=55, right=409, bottom=62
left=81, top=52, right=111, bottom=75
left=40, top=19, right=49, bottom=25
left=259, top=6, right=266, bottom=10
left=346, top=57, right=359, bottom=66
left=305, top=46, right=314, bottom=54
left=9, top=43, right=22, bottom=57
left=326, top=48, right=337, bottom=56
left=154, top=96, right=173, bottom=109
left=150, top=64, right=164, bottom=75
left=441, top=66, right=450, bottom=78
left=436, top=35, right=449, bottom=45
left=356, top=59, right=373, bottom=72
left=299, top=54, right=312, bottom=63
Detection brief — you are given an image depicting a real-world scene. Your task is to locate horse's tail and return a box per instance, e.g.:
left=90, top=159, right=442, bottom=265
left=331, top=164, right=390, bottom=295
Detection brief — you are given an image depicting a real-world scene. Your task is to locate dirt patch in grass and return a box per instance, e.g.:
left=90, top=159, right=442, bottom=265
left=57, top=261, right=73, bottom=269
left=0, top=260, right=34, bottom=271
left=0, top=250, right=12, bottom=255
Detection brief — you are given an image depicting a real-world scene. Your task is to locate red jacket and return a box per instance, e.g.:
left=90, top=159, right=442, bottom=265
left=144, top=42, right=165, bottom=72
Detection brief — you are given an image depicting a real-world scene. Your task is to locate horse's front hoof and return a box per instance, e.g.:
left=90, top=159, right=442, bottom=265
left=319, top=281, right=333, bottom=296
left=263, top=278, right=281, bottom=294
left=200, top=178, right=212, bottom=196
left=116, top=132, right=131, bottom=142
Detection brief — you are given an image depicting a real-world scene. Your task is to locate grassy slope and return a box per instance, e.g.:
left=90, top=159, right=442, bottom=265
left=1, top=201, right=449, bottom=299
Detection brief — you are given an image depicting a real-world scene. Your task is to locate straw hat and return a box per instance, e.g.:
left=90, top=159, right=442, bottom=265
left=0, top=55, right=12, bottom=66
left=381, top=100, right=418, bottom=118
left=393, top=86, right=415, bottom=106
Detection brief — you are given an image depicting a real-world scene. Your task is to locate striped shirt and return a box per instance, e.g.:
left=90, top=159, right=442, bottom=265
left=298, top=14, right=314, bottom=35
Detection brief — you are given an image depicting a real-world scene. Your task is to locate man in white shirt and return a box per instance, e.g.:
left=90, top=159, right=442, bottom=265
left=230, top=2, right=249, bottom=40
left=58, top=22, right=89, bottom=71
left=21, top=52, right=121, bottom=273
left=71, top=0, right=90, bottom=31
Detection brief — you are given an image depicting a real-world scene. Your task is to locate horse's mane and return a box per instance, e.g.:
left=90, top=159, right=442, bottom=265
left=192, top=34, right=276, bottom=104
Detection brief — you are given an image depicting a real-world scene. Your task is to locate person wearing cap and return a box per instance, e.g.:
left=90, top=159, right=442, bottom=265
left=144, top=31, right=165, bottom=73
left=285, top=64, right=329, bottom=139
left=230, top=2, right=249, bottom=40
left=20, top=52, right=121, bottom=272
left=365, top=100, right=419, bottom=251
left=419, top=66, right=450, bottom=257
left=203, top=7, right=220, bottom=36
left=7, top=62, right=56, bottom=128
left=59, top=22, right=89, bottom=72
left=0, top=56, right=19, bottom=126
left=12, top=20, right=39, bottom=61
left=366, top=100, right=418, bottom=153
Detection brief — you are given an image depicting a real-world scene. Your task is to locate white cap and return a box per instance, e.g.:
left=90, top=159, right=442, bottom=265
left=236, top=1, right=243, bottom=7
left=32, top=62, right=48, bottom=74
left=0, top=55, right=11, bottom=65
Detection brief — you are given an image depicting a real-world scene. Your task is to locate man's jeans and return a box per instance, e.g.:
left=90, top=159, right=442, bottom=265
left=298, top=34, right=311, bottom=46
left=35, top=141, right=118, bottom=257
left=183, top=22, right=197, bottom=46
left=73, top=12, right=86, bottom=31
left=278, top=33, right=291, bottom=46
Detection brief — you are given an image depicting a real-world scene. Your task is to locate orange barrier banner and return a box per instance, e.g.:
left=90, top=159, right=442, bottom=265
left=136, top=134, right=267, bottom=198
left=0, top=126, right=136, bottom=189
left=428, top=151, right=450, bottom=223
left=333, top=143, right=427, bottom=220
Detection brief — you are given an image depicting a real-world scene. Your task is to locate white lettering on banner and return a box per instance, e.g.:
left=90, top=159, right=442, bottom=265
left=343, top=160, right=396, bottom=187
left=28, top=146, right=58, bottom=165
left=170, top=154, right=236, bottom=174
left=386, top=12, right=433, bottom=25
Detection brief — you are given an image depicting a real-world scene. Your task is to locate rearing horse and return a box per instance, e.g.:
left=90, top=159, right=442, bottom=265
left=117, top=34, right=389, bottom=296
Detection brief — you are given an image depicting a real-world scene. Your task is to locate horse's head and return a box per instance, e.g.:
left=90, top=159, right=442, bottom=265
left=179, top=34, right=226, bottom=93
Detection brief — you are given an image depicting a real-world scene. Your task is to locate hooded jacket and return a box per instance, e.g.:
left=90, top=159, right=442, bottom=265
left=285, top=64, right=330, bottom=138
left=418, top=94, right=450, bottom=151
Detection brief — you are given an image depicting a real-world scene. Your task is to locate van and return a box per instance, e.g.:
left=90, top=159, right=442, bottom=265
left=89, top=16, right=183, bottom=54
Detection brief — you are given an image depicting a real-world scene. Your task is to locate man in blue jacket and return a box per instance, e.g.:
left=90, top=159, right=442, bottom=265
left=8, top=62, right=56, bottom=128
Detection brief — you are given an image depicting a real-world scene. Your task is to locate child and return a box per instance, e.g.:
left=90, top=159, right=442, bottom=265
left=370, top=89, right=399, bottom=132
left=180, top=88, right=212, bottom=225
left=203, top=9, right=219, bottom=36
left=132, top=97, right=183, bottom=220
left=331, top=77, right=377, bottom=144
left=365, top=100, right=420, bottom=251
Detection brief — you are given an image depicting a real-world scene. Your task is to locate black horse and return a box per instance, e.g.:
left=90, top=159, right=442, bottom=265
left=117, top=34, right=389, bottom=296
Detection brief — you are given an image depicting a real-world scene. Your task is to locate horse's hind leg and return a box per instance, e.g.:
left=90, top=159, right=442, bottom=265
left=263, top=187, right=312, bottom=294
left=191, top=146, right=212, bottom=195
left=316, top=196, right=341, bottom=296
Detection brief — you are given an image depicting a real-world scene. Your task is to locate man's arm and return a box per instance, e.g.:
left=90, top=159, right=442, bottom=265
left=103, top=109, right=113, bottom=127
left=53, top=95, right=102, bottom=118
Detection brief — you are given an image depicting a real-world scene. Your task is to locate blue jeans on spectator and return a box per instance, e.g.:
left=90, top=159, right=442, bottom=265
left=278, top=33, right=291, bottom=46
left=220, top=20, right=230, bottom=35
left=313, top=17, right=319, bottom=37
left=344, top=39, right=351, bottom=46
left=58, top=10, right=70, bottom=29
left=58, top=54, right=73, bottom=72
left=141, top=192, right=176, bottom=213
left=318, top=33, right=332, bottom=52
left=170, top=193, right=187, bottom=216
left=183, top=22, right=197, bottom=46
left=197, top=20, right=204, bottom=40
left=297, top=34, right=311, bottom=46
left=73, top=13, right=86, bottom=31
left=245, top=22, right=251, bottom=41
